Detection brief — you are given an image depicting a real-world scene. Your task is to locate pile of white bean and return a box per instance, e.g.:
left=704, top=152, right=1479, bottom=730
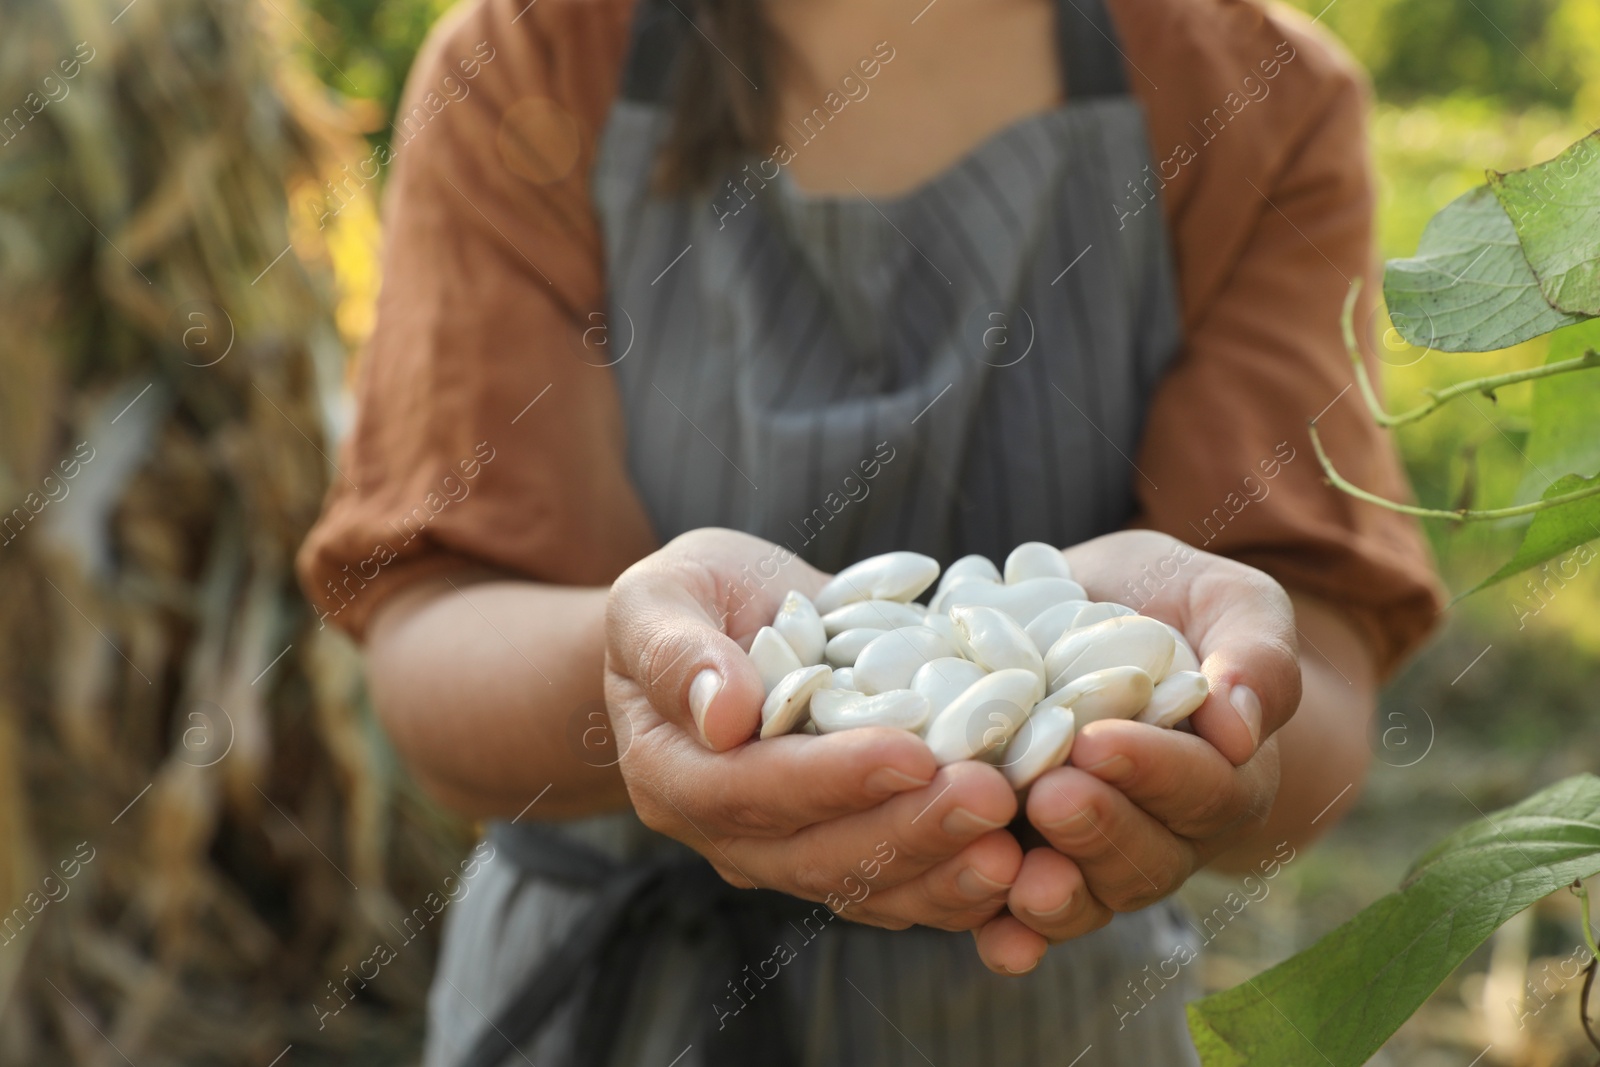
left=748, top=544, right=1208, bottom=790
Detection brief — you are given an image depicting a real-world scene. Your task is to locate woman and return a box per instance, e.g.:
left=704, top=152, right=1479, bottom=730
left=299, top=0, right=1443, bottom=1061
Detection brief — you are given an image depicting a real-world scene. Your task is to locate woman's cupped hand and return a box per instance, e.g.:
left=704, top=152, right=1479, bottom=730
left=604, top=528, right=1025, bottom=942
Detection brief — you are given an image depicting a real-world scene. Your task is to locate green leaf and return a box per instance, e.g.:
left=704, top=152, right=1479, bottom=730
left=1468, top=471, right=1600, bottom=593
left=1522, top=320, right=1600, bottom=488
left=1477, top=323, right=1600, bottom=593
left=1188, top=775, right=1600, bottom=1067
left=1384, top=185, right=1588, bottom=353
left=1491, top=133, right=1600, bottom=316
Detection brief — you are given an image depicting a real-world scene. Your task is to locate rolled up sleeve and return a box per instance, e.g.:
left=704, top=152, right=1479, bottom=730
left=295, top=0, right=656, bottom=640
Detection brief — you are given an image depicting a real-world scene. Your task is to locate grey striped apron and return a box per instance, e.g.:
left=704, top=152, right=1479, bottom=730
left=426, top=0, right=1199, bottom=1063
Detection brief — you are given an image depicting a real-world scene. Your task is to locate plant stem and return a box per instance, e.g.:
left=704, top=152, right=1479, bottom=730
left=1386, top=351, right=1600, bottom=426
left=1342, top=281, right=1392, bottom=425
left=1340, top=279, right=1600, bottom=428
left=1576, top=879, right=1600, bottom=964
left=1582, top=960, right=1600, bottom=1064
left=1573, top=880, right=1600, bottom=1063
left=1308, top=419, right=1600, bottom=522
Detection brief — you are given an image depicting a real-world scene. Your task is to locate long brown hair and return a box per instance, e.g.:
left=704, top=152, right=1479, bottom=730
left=653, top=0, right=777, bottom=193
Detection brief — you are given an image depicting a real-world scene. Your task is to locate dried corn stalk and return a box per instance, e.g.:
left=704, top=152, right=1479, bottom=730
left=0, top=0, right=468, bottom=1062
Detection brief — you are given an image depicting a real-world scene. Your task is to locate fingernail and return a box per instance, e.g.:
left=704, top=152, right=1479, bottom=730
left=1083, top=754, right=1133, bottom=783
left=942, top=807, right=1008, bottom=837
left=688, top=669, right=723, bottom=741
left=1230, top=684, right=1262, bottom=749
left=1024, top=889, right=1077, bottom=921
left=1044, top=808, right=1092, bottom=834
left=865, top=767, right=933, bottom=796
left=1003, top=960, right=1041, bottom=976
left=957, top=867, right=1011, bottom=901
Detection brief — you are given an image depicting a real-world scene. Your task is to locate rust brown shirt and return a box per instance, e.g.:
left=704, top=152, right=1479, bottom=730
left=296, top=0, right=1445, bottom=676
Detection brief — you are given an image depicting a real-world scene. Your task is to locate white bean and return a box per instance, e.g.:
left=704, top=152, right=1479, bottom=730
left=760, top=664, right=831, bottom=738
left=942, top=577, right=1088, bottom=626
left=812, top=689, right=931, bottom=734
left=909, top=658, right=989, bottom=719
left=1137, top=671, right=1209, bottom=727
left=923, top=669, right=1044, bottom=765
left=920, top=612, right=963, bottom=656
left=822, top=599, right=927, bottom=636
left=990, top=706, right=1076, bottom=789
left=814, top=552, right=940, bottom=613
left=853, top=627, right=956, bottom=694
left=1003, top=541, right=1074, bottom=584
left=1023, top=600, right=1091, bottom=655
left=929, top=577, right=995, bottom=615
left=930, top=554, right=1002, bottom=604
left=825, top=628, right=884, bottom=668
left=1071, top=602, right=1137, bottom=628
left=950, top=605, right=1045, bottom=687
left=809, top=687, right=866, bottom=721
left=773, top=590, right=827, bottom=666
left=749, top=627, right=803, bottom=694
left=1038, top=665, right=1154, bottom=725
left=1045, top=616, right=1174, bottom=691
left=1162, top=622, right=1201, bottom=677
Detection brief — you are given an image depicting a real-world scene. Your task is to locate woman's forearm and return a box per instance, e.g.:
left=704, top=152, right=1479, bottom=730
left=1214, top=590, right=1379, bottom=871
left=364, top=569, right=630, bottom=821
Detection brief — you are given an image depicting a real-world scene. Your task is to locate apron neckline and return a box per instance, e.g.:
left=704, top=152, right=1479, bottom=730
left=764, top=97, right=1137, bottom=214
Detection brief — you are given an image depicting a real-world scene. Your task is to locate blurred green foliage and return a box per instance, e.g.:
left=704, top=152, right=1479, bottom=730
left=1365, top=100, right=1589, bottom=591
left=300, top=0, right=457, bottom=147
left=299, top=0, right=1600, bottom=130
left=1280, top=0, right=1599, bottom=112
left=1275, top=0, right=1599, bottom=611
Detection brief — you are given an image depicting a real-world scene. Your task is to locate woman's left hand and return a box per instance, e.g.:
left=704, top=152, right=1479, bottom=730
left=973, top=531, right=1302, bottom=974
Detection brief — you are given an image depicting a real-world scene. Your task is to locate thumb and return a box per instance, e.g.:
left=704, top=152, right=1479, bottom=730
left=1187, top=566, right=1302, bottom=766
left=608, top=578, right=767, bottom=751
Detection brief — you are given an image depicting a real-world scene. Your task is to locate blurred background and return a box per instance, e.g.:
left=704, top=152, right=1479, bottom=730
left=0, top=0, right=1596, bottom=1063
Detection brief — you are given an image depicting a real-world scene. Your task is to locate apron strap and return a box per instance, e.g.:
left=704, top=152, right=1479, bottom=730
left=620, top=0, right=686, bottom=104
left=1059, top=0, right=1131, bottom=98
left=619, top=0, right=1132, bottom=107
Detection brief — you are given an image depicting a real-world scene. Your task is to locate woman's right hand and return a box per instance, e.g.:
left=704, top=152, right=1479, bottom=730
left=604, top=528, right=1026, bottom=940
